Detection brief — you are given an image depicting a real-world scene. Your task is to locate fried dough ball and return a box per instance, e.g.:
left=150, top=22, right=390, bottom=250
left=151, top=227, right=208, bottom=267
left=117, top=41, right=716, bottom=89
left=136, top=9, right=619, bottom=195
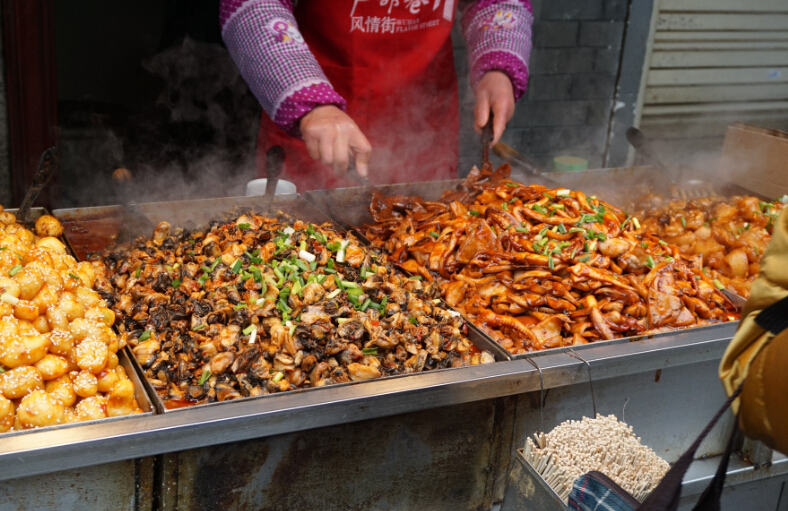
left=0, top=207, right=140, bottom=433
left=17, top=390, right=64, bottom=428
left=73, top=370, right=98, bottom=398
left=45, top=374, right=77, bottom=407
left=0, top=395, right=14, bottom=432
left=75, top=396, right=107, bottom=421
left=34, top=215, right=63, bottom=238
left=0, top=366, right=44, bottom=400
left=107, top=379, right=136, bottom=417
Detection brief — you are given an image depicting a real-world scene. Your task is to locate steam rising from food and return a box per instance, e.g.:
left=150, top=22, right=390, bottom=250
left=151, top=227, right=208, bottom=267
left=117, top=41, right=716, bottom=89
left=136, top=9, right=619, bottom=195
left=363, top=164, right=738, bottom=354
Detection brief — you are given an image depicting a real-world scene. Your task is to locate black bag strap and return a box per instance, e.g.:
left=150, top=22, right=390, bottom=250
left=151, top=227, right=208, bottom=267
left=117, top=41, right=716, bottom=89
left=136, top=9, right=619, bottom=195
left=755, top=294, right=788, bottom=335
left=636, top=384, right=744, bottom=511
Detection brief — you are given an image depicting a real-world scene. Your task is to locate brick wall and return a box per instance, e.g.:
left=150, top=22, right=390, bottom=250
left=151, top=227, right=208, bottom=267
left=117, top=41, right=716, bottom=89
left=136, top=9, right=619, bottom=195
left=455, top=0, right=629, bottom=175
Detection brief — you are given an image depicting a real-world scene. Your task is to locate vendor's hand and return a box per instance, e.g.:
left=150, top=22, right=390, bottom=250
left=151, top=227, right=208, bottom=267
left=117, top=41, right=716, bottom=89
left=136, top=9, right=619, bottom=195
left=474, top=71, right=515, bottom=147
left=300, top=105, right=372, bottom=177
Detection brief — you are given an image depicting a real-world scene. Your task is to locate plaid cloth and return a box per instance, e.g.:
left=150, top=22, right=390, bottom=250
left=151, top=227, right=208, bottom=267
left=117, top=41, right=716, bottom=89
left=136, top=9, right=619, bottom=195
left=568, top=473, right=638, bottom=511
left=461, top=0, right=533, bottom=100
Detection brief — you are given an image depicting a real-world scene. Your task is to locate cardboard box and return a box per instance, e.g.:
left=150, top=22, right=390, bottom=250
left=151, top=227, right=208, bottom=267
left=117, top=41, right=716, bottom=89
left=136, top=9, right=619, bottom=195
left=721, top=123, right=788, bottom=199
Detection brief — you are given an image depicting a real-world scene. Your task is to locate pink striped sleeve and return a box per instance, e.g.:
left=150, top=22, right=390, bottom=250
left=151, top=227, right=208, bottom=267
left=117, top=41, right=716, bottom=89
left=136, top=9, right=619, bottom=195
left=461, top=0, right=533, bottom=100
left=220, top=0, right=346, bottom=136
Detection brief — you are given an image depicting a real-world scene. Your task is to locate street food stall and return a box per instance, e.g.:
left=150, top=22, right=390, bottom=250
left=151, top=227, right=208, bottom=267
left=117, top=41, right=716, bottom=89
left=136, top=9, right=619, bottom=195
left=2, top=149, right=788, bottom=510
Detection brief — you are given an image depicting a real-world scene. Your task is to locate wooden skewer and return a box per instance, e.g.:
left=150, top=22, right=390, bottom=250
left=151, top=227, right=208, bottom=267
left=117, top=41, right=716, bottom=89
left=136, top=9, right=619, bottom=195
left=524, top=414, right=669, bottom=503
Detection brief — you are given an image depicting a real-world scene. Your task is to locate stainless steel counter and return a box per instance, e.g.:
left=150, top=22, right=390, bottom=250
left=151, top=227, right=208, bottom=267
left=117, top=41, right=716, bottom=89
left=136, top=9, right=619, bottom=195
left=0, top=320, right=735, bottom=482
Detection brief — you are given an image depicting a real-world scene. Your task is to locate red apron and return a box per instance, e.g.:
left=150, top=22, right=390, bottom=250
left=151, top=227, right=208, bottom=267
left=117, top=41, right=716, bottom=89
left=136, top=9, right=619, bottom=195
left=258, top=0, right=460, bottom=190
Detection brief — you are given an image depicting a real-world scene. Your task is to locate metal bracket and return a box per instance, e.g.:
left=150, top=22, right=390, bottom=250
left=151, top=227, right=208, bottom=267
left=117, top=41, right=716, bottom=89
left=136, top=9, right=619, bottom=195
left=742, top=437, right=774, bottom=469
left=565, top=348, right=597, bottom=418
left=525, top=357, right=545, bottom=435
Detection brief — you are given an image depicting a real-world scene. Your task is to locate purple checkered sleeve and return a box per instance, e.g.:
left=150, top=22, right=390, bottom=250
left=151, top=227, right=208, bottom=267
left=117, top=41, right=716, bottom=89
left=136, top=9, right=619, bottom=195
left=461, top=0, right=533, bottom=100
left=220, top=0, right=346, bottom=136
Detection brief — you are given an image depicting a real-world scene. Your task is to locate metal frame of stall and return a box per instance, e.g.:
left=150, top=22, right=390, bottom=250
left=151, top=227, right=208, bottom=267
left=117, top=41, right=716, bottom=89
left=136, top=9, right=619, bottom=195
left=2, top=168, right=786, bottom=511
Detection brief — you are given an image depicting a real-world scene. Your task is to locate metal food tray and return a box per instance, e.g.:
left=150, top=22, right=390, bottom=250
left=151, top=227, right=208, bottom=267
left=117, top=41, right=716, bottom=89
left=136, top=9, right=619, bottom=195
left=0, top=347, right=154, bottom=438
left=58, top=194, right=510, bottom=414
left=304, top=166, right=762, bottom=360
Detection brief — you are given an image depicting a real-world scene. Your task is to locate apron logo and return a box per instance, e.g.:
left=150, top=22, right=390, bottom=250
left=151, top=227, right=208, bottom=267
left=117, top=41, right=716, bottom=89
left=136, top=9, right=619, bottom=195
left=269, top=19, right=306, bottom=45
left=350, top=0, right=453, bottom=32
left=352, top=0, right=444, bottom=16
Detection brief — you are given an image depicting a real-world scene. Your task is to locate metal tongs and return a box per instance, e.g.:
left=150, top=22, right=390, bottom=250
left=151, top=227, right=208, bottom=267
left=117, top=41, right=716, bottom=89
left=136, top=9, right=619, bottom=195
left=492, top=142, right=541, bottom=177
left=17, top=147, right=60, bottom=223
left=481, top=113, right=494, bottom=171
left=264, top=145, right=285, bottom=209
left=480, top=111, right=541, bottom=176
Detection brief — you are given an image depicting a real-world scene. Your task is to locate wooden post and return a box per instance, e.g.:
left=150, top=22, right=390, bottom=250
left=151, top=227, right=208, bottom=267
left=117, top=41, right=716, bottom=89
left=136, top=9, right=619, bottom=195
left=2, top=0, right=59, bottom=207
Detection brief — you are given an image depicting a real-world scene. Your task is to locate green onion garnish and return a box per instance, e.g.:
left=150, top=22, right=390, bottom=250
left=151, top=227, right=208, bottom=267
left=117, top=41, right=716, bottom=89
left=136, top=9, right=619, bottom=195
left=430, top=231, right=440, bottom=238
left=646, top=256, right=655, bottom=269
left=578, top=255, right=591, bottom=263
left=8, top=265, right=21, bottom=277
left=171, top=279, right=182, bottom=289
left=237, top=223, right=251, bottom=230
left=408, top=317, right=418, bottom=325
left=139, top=330, right=151, bottom=342
left=515, top=227, right=528, bottom=233
left=469, top=210, right=480, bottom=216
left=198, top=369, right=211, bottom=385
left=362, top=347, right=378, bottom=355
left=242, top=324, right=256, bottom=335
left=233, top=303, right=247, bottom=310
left=135, top=268, right=141, bottom=278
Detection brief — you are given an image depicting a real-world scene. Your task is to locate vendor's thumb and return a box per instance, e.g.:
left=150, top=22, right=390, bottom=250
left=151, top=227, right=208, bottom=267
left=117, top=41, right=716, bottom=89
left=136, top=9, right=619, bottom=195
left=351, top=131, right=372, bottom=177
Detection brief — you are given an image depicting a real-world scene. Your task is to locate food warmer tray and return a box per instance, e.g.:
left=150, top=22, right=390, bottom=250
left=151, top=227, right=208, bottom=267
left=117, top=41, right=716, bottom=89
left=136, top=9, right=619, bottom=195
left=0, top=206, right=156, bottom=431
left=304, top=166, right=756, bottom=360
left=57, top=194, right=510, bottom=415
left=0, top=188, right=741, bottom=483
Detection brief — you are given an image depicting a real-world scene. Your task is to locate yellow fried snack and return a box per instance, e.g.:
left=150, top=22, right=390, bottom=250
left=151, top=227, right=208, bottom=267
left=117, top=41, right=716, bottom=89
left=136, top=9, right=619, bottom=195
left=0, top=214, right=141, bottom=431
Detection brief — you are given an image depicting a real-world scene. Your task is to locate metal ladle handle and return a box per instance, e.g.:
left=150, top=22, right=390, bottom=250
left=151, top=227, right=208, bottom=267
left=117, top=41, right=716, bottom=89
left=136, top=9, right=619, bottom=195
left=17, top=147, right=60, bottom=223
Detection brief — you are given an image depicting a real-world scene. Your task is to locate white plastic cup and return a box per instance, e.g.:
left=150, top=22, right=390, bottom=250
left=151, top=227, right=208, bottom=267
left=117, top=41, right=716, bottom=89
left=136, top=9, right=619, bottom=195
left=245, top=179, right=297, bottom=196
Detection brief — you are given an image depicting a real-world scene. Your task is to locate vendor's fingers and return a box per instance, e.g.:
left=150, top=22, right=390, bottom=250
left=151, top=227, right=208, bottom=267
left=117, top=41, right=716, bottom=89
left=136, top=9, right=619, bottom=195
left=318, top=133, right=334, bottom=167
left=474, top=94, right=491, bottom=135
left=333, top=126, right=350, bottom=175
left=349, top=129, right=372, bottom=177
left=305, top=136, right=320, bottom=161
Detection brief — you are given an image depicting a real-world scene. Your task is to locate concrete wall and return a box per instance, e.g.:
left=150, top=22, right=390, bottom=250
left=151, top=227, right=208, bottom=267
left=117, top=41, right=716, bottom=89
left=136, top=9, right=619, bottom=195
left=455, top=0, right=630, bottom=174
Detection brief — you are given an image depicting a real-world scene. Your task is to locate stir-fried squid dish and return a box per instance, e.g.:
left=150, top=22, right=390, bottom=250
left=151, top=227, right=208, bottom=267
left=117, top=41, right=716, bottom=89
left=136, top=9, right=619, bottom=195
left=0, top=210, right=141, bottom=432
left=96, top=213, right=494, bottom=409
left=364, top=166, right=738, bottom=354
left=637, top=195, right=786, bottom=297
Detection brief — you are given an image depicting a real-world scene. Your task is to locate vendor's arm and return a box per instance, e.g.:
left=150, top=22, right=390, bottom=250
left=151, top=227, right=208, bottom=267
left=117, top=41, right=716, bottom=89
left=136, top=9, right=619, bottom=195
left=461, top=0, right=534, bottom=145
left=220, top=0, right=370, bottom=175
